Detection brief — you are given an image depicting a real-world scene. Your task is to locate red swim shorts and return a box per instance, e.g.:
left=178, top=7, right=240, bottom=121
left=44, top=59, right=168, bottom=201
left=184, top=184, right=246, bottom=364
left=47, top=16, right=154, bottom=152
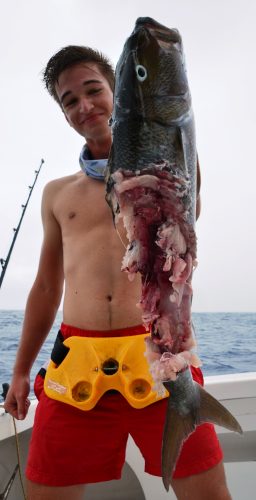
left=26, top=324, right=223, bottom=486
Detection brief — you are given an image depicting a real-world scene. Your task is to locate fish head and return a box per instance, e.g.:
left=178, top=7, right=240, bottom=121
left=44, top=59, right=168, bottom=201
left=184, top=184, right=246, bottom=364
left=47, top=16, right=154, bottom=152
left=105, top=17, right=196, bottom=216
left=112, top=17, right=191, bottom=128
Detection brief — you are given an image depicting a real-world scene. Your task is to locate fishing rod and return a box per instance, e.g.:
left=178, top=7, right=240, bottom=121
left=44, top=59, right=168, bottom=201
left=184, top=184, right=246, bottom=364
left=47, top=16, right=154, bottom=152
left=0, top=159, right=44, bottom=289
left=0, top=464, right=19, bottom=500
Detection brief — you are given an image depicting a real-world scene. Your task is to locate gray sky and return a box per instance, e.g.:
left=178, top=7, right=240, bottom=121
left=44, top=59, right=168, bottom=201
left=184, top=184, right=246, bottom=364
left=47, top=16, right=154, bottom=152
left=0, top=0, right=255, bottom=312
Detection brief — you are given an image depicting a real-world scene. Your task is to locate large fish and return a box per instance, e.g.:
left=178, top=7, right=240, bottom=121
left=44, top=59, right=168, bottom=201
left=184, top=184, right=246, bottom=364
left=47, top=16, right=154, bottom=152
left=106, top=17, right=242, bottom=491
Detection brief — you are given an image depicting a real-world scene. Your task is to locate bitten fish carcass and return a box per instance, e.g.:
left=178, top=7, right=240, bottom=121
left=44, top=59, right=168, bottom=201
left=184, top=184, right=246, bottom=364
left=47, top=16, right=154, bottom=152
left=106, top=17, right=242, bottom=491
left=106, top=17, right=198, bottom=362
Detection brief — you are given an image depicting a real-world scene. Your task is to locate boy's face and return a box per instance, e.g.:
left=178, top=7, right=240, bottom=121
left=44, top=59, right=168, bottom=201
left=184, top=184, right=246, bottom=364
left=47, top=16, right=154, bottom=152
left=55, top=63, right=113, bottom=142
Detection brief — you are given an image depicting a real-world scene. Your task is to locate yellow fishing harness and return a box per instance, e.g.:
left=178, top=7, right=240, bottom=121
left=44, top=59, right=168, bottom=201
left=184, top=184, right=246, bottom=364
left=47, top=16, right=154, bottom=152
left=44, top=331, right=168, bottom=410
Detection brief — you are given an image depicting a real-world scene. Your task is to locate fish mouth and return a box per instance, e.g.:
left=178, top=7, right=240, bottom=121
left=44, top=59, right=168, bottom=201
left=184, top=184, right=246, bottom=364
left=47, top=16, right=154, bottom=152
left=133, top=16, right=181, bottom=48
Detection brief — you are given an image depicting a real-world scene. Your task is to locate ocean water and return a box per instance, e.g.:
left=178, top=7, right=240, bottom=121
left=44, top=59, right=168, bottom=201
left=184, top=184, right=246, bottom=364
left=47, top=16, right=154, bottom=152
left=0, top=310, right=255, bottom=401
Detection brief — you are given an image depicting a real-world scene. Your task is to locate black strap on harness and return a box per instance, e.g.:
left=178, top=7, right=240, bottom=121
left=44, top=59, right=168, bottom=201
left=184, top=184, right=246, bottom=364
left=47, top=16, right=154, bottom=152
left=50, top=330, right=70, bottom=366
left=37, top=367, right=47, bottom=379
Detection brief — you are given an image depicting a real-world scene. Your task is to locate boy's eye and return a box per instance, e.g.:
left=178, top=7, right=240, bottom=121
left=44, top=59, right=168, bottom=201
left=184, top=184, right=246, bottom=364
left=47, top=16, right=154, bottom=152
left=64, top=98, right=77, bottom=108
left=88, top=88, right=101, bottom=95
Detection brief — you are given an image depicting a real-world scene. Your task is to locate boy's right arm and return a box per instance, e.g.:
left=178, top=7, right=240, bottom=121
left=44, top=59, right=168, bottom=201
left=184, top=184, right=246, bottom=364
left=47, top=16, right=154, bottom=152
left=4, top=181, right=64, bottom=419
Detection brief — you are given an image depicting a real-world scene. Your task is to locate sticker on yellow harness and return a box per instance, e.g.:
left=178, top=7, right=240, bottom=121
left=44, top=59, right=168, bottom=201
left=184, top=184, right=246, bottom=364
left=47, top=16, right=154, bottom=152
left=44, top=333, right=168, bottom=410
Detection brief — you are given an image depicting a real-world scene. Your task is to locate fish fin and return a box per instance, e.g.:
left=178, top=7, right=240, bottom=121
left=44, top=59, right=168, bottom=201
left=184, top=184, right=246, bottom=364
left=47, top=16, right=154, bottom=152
left=196, top=383, right=243, bottom=434
left=196, top=154, right=201, bottom=197
left=161, top=398, right=196, bottom=492
left=105, top=145, right=117, bottom=225
left=161, top=379, right=242, bottom=491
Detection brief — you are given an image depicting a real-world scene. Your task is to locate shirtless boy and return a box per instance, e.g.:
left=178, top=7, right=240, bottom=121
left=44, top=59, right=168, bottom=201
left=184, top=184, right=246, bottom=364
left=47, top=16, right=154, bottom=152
left=4, top=46, right=231, bottom=500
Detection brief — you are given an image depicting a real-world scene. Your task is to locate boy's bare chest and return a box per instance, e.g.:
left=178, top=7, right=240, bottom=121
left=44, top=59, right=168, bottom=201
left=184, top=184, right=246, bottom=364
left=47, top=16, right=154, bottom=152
left=54, top=179, right=116, bottom=235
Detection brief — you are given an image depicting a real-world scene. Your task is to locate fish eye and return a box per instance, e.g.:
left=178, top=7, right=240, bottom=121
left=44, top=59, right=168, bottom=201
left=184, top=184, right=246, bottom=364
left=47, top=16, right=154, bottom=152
left=135, top=65, right=147, bottom=82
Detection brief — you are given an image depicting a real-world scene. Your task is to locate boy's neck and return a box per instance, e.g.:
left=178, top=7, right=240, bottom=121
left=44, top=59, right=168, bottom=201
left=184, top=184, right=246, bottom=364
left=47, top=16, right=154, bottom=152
left=86, top=137, right=111, bottom=159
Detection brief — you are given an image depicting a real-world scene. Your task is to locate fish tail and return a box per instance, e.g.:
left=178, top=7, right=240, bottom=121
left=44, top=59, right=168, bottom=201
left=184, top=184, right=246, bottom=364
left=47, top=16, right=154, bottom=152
left=162, top=382, right=243, bottom=492
left=162, top=399, right=196, bottom=491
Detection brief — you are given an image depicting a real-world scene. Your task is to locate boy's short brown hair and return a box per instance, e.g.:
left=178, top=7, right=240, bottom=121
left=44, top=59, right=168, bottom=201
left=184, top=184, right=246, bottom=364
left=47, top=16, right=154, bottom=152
left=43, top=45, right=115, bottom=104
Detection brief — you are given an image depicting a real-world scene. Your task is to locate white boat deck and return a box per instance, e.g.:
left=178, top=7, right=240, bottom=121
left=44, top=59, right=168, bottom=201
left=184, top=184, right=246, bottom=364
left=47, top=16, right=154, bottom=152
left=1, top=372, right=256, bottom=499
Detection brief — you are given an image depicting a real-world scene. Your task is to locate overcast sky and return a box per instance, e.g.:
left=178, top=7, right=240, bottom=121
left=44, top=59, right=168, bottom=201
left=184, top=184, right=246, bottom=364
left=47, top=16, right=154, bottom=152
left=0, top=0, right=255, bottom=312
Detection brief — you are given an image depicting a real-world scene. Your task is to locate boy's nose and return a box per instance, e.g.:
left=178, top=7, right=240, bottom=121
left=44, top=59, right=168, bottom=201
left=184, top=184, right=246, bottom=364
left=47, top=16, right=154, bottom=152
left=79, top=97, right=94, bottom=114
